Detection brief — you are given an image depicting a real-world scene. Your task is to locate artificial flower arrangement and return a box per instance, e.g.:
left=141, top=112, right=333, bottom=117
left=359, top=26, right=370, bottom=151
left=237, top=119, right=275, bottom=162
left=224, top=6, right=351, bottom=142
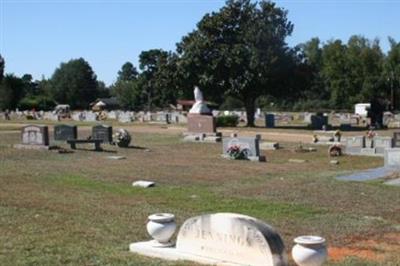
left=113, top=128, right=131, bottom=148
left=226, top=144, right=248, bottom=160
left=366, top=129, right=376, bottom=139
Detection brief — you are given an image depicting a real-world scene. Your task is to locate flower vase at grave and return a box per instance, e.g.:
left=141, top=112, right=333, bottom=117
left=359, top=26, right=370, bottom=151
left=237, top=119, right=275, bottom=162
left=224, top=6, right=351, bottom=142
left=146, top=213, right=176, bottom=247
left=292, top=235, right=327, bottom=266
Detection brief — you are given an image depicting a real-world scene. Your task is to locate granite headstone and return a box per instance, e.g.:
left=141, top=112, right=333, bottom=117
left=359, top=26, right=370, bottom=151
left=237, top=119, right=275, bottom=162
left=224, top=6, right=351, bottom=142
left=21, top=125, right=49, bottom=146
left=222, top=136, right=264, bottom=161
left=92, top=125, right=113, bottom=143
left=54, top=124, right=77, bottom=141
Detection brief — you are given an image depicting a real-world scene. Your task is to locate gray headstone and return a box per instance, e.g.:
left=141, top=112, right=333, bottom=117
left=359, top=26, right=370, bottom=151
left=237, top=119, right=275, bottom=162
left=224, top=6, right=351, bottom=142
left=222, top=136, right=260, bottom=158
left=54, top=124, right=77, bottom=141
left=92, top=125, right=112, bottom=143
left=21, top=125, right=49, bottom=146
left=374, top=136, right=393, bottom=154
left=345, top=136, right=365, bottom=154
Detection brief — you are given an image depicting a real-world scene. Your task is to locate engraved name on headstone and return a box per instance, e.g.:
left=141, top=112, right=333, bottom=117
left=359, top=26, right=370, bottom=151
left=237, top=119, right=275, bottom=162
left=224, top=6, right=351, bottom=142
left=21, top=125, right=49, bottom=146
left=54, top=124, right=77, bottom=141
left=222, top=136, right=261, bottom=158
left=176, top=213, right=288, bottom=266
left=92, top=125, right=113, bottom=143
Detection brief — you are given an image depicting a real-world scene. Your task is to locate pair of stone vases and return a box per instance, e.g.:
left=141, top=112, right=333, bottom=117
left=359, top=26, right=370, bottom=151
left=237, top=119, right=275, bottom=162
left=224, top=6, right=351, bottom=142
left=145, top=213, right=327, bottom=266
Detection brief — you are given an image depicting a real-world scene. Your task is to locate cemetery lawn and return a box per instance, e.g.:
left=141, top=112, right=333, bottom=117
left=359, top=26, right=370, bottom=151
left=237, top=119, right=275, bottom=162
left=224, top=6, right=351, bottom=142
left=1, top=123, right=399, bottom=266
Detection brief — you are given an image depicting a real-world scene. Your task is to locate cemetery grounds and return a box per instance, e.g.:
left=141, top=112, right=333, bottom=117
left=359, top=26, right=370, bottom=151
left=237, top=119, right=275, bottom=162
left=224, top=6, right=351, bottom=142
left=0, top=120, right=399, bottom=266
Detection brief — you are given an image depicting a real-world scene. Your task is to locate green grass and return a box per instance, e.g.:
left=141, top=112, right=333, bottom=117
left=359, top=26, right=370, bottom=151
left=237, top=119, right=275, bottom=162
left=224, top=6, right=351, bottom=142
left=0, top=123, right=399, bottom=265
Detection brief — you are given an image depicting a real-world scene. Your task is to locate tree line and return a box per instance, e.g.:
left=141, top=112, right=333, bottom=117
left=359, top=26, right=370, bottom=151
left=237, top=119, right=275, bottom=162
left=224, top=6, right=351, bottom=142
left=1, top=0, right=400, bottom=126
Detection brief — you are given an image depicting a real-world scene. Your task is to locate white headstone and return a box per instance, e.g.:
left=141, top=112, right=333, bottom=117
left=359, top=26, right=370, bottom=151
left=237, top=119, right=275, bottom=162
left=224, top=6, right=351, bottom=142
left=176, top=213, right=287, bottom=266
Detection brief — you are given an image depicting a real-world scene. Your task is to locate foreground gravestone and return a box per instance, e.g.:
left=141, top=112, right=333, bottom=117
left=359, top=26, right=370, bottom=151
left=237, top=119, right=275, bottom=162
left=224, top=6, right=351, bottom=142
left=92, top=125, right=112, bottom=143
left=54, top=124, right=77, bottom=141
left=14, top=125, right=50, bottom=149
left=130, top=212, right=288, bottom=266
left=222, top=136, right=265, bottom=162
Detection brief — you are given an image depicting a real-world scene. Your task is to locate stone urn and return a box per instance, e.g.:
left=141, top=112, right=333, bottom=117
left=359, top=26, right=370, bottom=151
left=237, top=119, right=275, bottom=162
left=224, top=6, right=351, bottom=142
left=292, top=235, right=327, bottom=266
left=146, top=213, right=176, bottom=247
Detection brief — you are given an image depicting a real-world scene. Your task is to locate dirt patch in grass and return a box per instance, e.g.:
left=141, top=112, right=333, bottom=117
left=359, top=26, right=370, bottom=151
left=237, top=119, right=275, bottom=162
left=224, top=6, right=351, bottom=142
left=328, top=232, right=400, bottom=263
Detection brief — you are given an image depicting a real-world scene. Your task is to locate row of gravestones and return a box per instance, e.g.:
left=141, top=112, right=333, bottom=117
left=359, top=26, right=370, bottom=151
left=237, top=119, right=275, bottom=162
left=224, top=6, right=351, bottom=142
left=266, top=113, right=333, bottom=130
left=54, top=124, right=113, bottom=143
left=345, top=133, right=400, bottom=156
left=20, top=124, right=114, bottom=147
left=266, top=113, right=367, bottom=130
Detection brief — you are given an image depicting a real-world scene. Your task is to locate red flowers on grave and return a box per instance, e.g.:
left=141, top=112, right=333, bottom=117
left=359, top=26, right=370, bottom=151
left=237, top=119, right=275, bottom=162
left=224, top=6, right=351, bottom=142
left=366, top=130, right=376, bottom=139
left=227, top=144, right=247, bottom=160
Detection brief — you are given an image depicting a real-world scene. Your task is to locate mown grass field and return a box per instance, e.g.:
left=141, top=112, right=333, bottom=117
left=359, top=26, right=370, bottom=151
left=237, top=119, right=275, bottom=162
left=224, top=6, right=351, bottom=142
left=0, top=121, right=399, bottom=265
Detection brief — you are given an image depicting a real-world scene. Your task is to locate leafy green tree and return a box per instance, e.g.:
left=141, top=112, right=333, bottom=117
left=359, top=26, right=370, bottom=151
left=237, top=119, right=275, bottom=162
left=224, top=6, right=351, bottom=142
left=112, top=62, right=142, bottom=110
left=177, top=0, right=294, bottom=126
left=296, top=38, right=329, bottom=104
left=18, top=95, right=55, bottom=110
left=49, top=58, right=98, bottom=109
left=0, top=74, right=26, bottom=110
left=139, top=49, right=176, bottom=110
left=113, top=79, right=143, bottom=110
left=0, top=54, right=4, bottom=83
left=346, top=36, right=384, bottom=103
left=117, top=62, right=138, bottom=81
left=96, top=81, right=111, bottom=98
left=384, top=37, right=400, bottom=109
left=320, top=40, right=350, bottom=109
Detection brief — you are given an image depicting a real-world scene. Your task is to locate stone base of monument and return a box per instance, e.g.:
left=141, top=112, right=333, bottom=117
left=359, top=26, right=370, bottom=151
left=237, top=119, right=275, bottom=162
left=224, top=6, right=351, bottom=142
left=129, top=213, right=288, bottom=266
left=130, top=242, right=244, bottom=266
left=13, top=144, right=51, bottom=150
left=183, top=132, right=222, bottom=143
left=221, top=154, right=266, bottom=162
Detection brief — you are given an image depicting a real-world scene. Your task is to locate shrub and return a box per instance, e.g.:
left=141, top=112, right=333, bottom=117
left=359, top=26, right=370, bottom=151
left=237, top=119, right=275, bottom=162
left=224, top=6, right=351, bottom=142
left=18, top=96, right=56, bottom=110
left=216, top=115, right=239, bottom=127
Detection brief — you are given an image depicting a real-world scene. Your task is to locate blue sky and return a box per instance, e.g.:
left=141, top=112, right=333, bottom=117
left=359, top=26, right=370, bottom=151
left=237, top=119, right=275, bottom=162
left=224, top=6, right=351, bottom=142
left=1, top=0, right=400, bottom=85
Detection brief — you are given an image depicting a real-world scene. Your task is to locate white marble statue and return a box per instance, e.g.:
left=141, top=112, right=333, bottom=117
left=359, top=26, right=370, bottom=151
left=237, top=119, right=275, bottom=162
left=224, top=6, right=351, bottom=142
left=189, top=86, right=211, bottom=114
